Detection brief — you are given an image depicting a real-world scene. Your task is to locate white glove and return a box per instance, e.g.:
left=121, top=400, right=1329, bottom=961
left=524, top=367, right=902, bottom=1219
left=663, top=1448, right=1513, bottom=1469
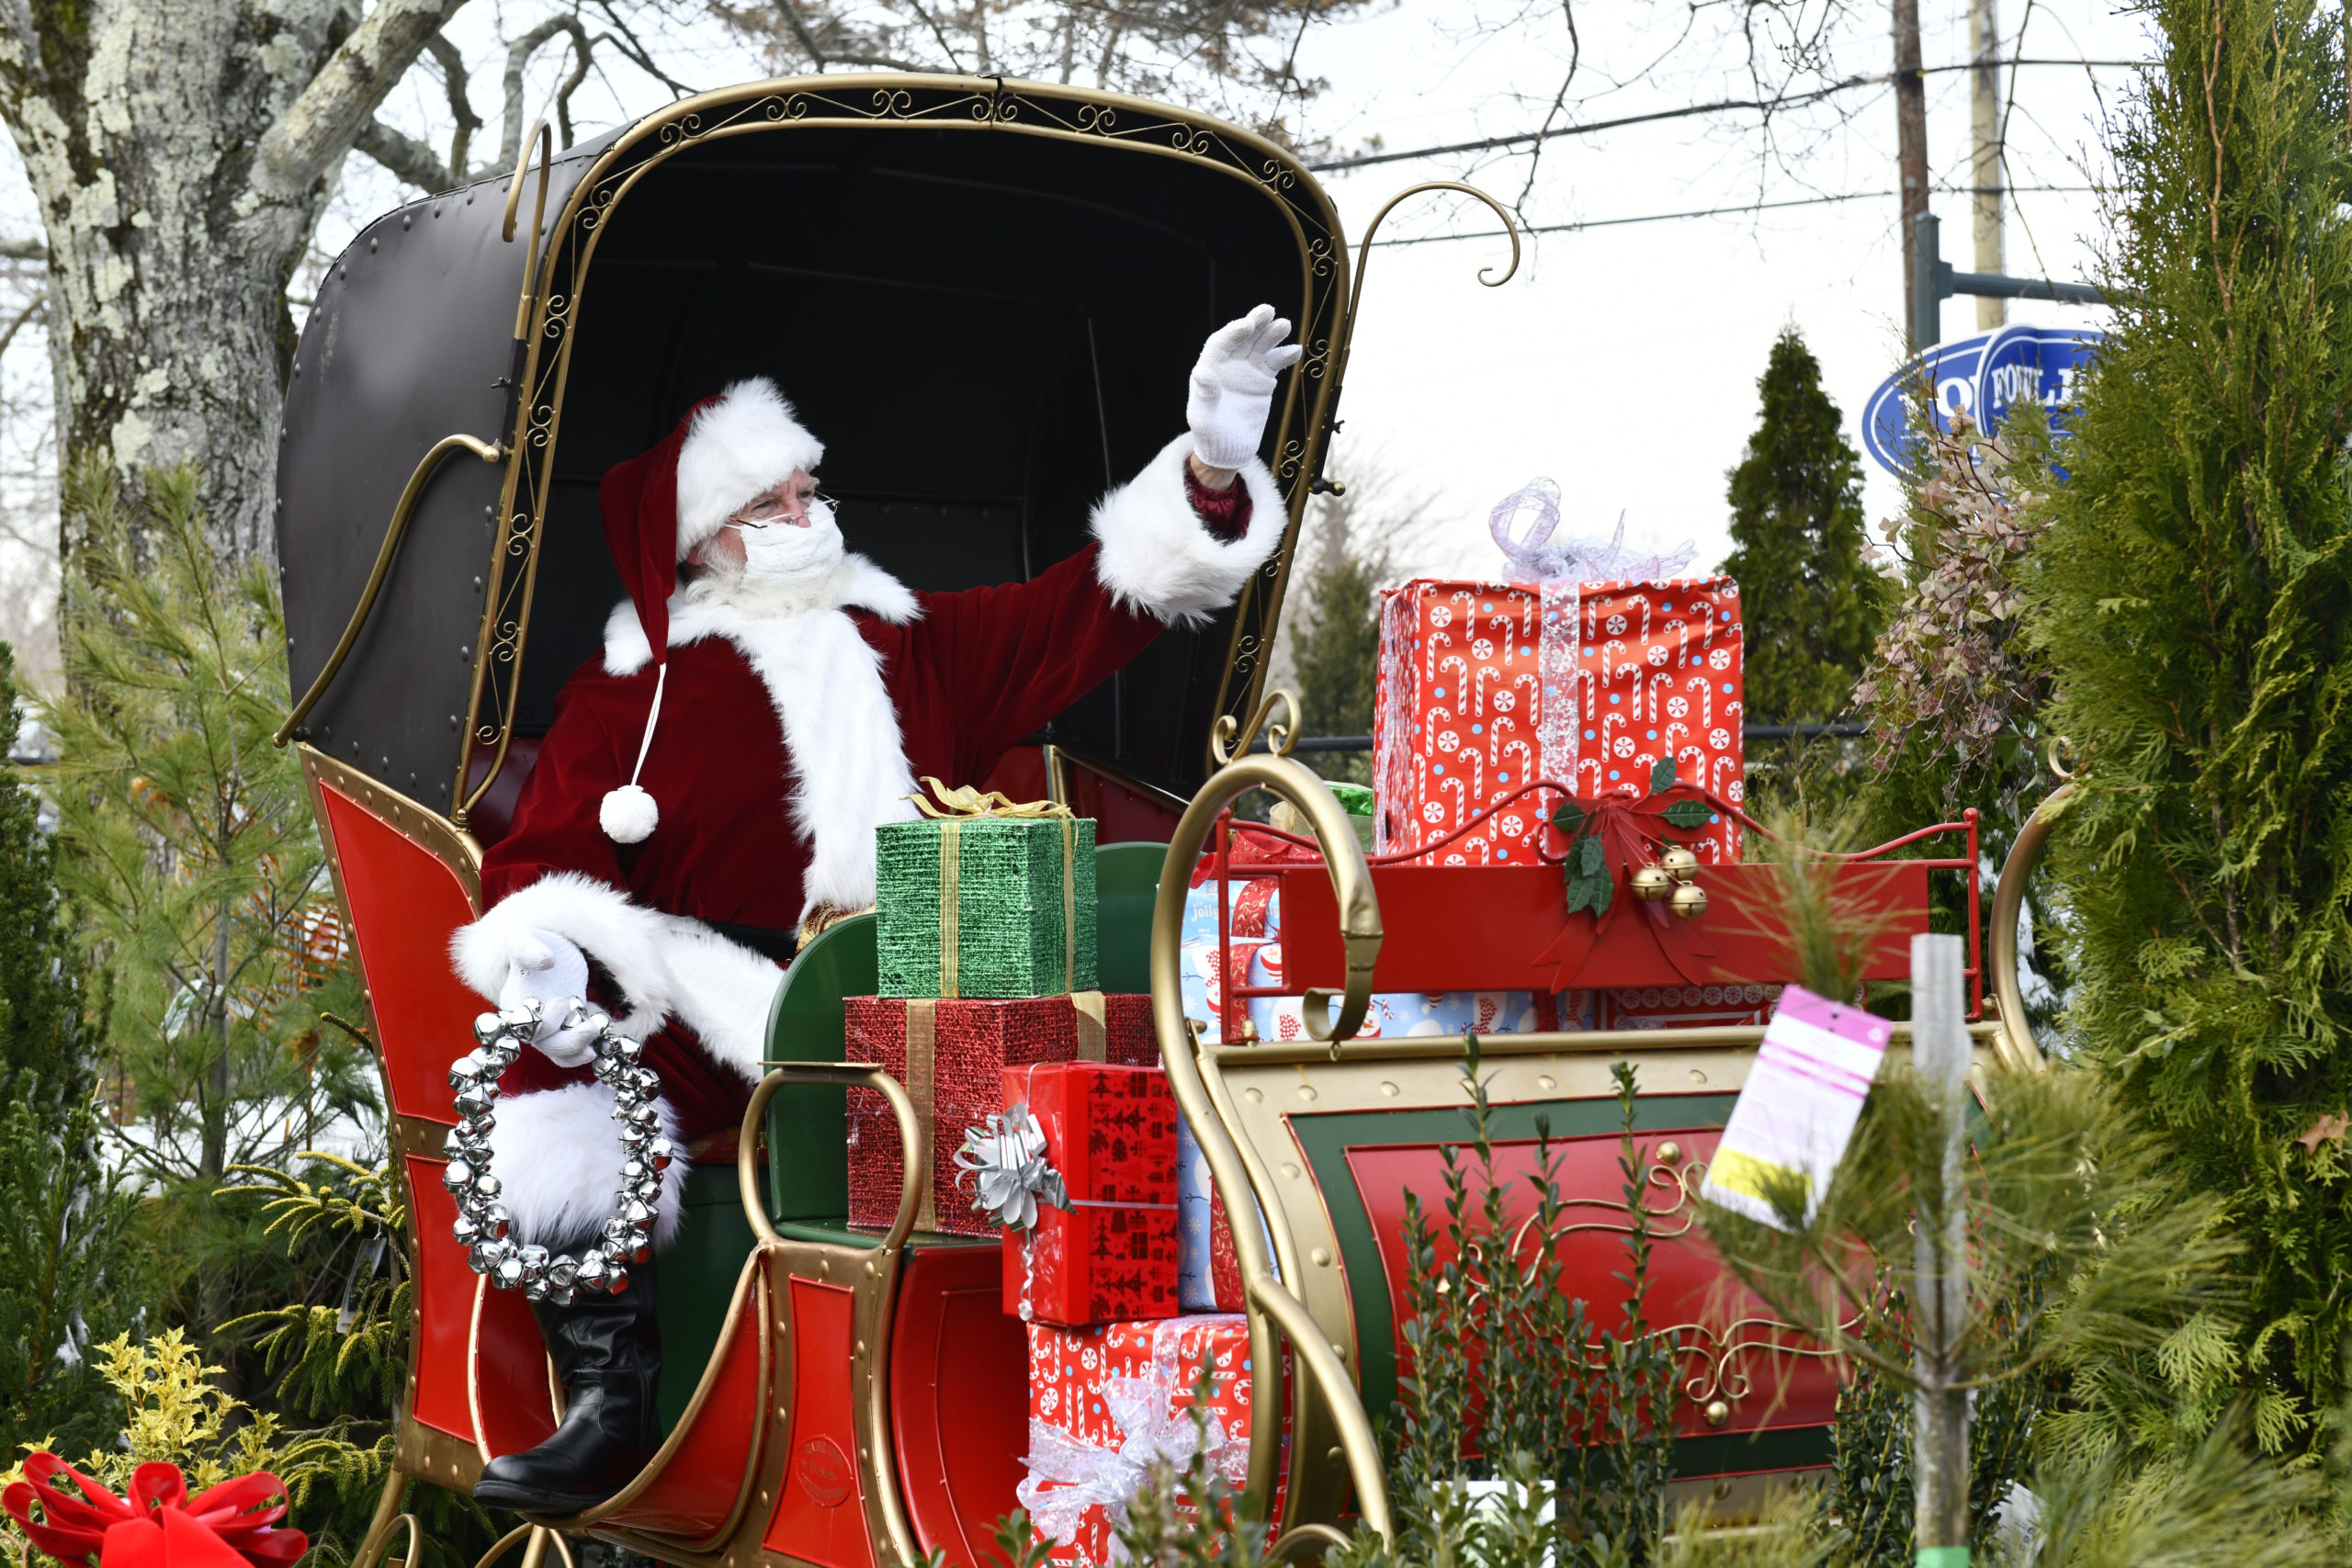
left=1187, top=304, right=1302, bottom=471
left=497, top=929, right=601, bottom=1068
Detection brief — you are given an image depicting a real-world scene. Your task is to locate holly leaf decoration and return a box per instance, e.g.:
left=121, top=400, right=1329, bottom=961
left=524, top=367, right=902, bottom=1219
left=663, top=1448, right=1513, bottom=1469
left=1650, top=757, right=1679, bottom=795
left=1551, top=801, right=1586, bottom=840
left=1661, top=798, right=1711, bottom=830
left=1565, top=832, right=1613, bottom=918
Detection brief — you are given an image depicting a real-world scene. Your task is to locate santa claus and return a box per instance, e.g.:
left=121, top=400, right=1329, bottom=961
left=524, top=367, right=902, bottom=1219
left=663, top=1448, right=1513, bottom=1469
left=451, top=307, right=1299, bottom=1511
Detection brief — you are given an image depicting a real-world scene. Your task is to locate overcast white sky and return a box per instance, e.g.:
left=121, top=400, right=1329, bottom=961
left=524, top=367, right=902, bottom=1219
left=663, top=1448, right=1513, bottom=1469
left=0, top=0, right=2152, bottom=613
left=1291, top=0, right=2142, bottom=578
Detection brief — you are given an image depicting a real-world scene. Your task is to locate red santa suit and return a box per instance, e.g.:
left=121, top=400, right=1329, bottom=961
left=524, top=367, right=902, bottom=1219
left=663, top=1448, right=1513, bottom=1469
left=449, top=378, right=1283, bottom=1251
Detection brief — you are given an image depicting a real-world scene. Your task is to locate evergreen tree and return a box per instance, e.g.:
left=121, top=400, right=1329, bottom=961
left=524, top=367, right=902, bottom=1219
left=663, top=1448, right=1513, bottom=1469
left=2030, top=0, right=2352, bottom=1456
left=1282, top=468, right=1429, bottom=788
left=1723, top=329, right=1888, bottom=724
left=1294, top=521, right=1381, bottom=737
left=47, top=459, right=371, bottom=1190
left=45, top=458, right=373, bottom=1374
left=0, top=643, right=135, bottom=1458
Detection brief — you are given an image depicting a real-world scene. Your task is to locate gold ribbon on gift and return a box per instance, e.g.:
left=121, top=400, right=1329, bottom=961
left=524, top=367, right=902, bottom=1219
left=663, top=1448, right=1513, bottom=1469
left=906, top=776, right=1083, bottom=998
left=908, top=777, right=1075, bottom=821
left=1072, top=990, right=1106, bottom=1063
left=902, top=991, right=1108, bottom=1234
left=904, top=998, right=939, bottom=1232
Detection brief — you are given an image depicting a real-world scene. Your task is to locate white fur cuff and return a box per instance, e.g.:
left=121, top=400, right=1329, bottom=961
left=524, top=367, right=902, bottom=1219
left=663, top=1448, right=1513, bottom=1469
left=1091, top=433, right=1286, bottom=626
left=451, top=872, right=786, bottom=1083
left=489, top=1082, right=689, bottom=1250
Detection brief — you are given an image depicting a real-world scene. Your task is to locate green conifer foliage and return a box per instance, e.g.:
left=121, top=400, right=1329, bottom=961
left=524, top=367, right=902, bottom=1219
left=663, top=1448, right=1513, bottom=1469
left=1723, top=329, right=1887, bottom=725
left=1284, top=472, right=1427, bottom=787
left=2030, top=0, right=2352, bottom=1453
left=0, top=644, right=135, bottom=1458
left=46, top=460, right=371, bottom=1190
left=45, top=459, right=374, bottom=1371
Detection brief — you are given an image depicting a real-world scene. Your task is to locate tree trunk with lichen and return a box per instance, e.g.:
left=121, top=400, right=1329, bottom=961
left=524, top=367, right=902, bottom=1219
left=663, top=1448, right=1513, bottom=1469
left=0, top=0, right=464, bottom=566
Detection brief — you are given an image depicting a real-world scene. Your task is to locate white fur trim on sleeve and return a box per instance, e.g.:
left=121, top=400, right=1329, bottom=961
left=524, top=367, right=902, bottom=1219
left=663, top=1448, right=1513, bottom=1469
left=488, top=1082, right=690, bottom=1250
left=1089, top=433, right=1286, bottom=627
left=675, top=378, right=826, bottom=554
left=450, top=871, right=785, bottom=1083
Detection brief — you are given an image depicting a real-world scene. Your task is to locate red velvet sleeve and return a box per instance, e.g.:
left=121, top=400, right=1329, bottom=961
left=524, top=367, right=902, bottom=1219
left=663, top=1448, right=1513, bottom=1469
left=1183, top=464, right=1253, bottom=541
left=900, top=471, right=1257, bottom=776
left=479, top=670, right=632, bottom=907
left=903, top=543, right=1160, bottom=776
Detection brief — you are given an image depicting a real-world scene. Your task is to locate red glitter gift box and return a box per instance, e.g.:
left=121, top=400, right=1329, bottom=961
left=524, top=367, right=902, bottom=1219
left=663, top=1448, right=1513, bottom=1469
left=1372, top=577, right=1745, bottom=868
left=1002, top=1063, right=1181, bottom=1326
left=846, top=993, right=1156, bottom=1234
left=1019, top=1314, right=1284, bottom=1566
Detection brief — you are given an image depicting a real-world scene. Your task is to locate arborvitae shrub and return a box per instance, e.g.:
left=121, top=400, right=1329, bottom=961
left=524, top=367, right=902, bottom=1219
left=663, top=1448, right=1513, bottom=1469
left=2032, top=0, right=2352, bottom=1455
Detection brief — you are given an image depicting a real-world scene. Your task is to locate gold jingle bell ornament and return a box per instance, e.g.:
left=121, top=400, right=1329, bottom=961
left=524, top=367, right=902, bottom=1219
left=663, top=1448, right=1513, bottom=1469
left=1670, top=880, right=1709, bottom=920
left=1659, top=845, right=1700, bottom=879
left=1630, top=864, right=1675, bottom=901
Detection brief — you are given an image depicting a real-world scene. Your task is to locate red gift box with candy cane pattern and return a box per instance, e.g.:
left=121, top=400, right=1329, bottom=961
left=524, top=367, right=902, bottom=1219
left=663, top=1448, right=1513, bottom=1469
left=1020, top=1314, right=1286, bottom=1566
left=1371, top=577, right=1745, bottom=867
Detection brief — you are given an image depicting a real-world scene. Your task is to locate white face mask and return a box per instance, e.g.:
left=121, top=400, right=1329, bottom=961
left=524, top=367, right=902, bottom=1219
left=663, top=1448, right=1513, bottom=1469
left=735, top=496, right=844, bottom=586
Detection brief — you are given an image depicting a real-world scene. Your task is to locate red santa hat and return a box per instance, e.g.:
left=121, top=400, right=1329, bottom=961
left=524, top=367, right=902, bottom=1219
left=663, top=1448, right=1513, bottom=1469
left=594, top=378, right=825, bottom=843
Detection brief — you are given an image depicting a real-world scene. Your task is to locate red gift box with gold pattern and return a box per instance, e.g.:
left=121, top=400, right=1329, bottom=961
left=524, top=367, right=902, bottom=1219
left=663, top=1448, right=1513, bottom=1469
left=1018, top=1315, right=1285, bottom=1566
left=1002, top=1063, right=1181, bottom=1325
left=845, top=993, right=1155, bottom=1234
left=1371, top=577, right=1745, bottom=868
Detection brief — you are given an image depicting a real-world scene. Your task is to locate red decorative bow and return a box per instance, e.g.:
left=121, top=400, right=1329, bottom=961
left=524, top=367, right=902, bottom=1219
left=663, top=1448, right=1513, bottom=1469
left=3, top=1454, right=309, bottom=1568
left=1534, top=784, right=1720, bottom=990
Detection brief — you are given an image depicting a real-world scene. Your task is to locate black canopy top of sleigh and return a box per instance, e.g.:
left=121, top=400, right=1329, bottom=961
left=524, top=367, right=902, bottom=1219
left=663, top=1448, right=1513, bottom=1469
left=276, top=75, right=1347, bottom=829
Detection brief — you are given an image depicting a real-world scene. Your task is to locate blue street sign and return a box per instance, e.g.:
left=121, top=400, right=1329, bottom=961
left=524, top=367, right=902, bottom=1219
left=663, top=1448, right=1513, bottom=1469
left=1860, top=323, right=2103, bottom=477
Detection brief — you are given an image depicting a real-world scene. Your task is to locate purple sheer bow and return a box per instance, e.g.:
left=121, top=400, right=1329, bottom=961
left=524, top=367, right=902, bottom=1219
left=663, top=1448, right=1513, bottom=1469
left=1017, top=1374, right=1234, bottom=1562
left=1489, top=479, right=1696, bottom=583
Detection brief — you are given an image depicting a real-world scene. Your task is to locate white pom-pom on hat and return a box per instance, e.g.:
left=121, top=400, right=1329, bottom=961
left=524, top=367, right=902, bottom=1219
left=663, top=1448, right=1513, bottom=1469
left=600, top=784, right=659, bottom=844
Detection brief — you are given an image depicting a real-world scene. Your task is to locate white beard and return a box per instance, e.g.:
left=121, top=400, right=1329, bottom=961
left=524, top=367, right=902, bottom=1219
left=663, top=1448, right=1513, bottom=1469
left=682, top=498, right=852, bottom=619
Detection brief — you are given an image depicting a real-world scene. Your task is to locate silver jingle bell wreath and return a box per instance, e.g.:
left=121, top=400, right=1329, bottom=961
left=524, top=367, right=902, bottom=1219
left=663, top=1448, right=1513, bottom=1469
left=441, top=998, right=679, bottom=1305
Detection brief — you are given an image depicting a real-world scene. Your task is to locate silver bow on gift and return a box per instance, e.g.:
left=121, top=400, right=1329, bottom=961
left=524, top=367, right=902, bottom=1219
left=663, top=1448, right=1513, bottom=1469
left=956, top=1102, right=1067, bottom=1230
left=1490, top=478, right=1697, bottom=583
left=1016, top=1374, right=1234, bottom=1561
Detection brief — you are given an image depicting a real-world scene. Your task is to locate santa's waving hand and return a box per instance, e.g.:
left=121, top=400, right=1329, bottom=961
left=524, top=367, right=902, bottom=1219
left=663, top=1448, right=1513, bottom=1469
left=452, top=309, right=1296, bottom=1513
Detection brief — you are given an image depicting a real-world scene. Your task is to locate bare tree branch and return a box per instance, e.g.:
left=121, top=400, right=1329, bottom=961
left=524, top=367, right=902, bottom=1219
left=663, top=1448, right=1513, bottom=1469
left=772, top=0, right=835, bottom=67
left=0, top=238, right=44, bottom=263
left=902, top=0, right=972, bottom=72
left=500, top=17, right=583, bottom=171
left=424, top=30, right=484, bottom=181
left=1512, top=0, right=1580, bottom=214
left=556, top=33, right=608, bottom=148
left=355, top=118, right=454, bottom=191
left=249, top=0, right=473, bottom=206
left=587, top=0, right=700, bottom=96
left=0, top=290, right=40, bottom=359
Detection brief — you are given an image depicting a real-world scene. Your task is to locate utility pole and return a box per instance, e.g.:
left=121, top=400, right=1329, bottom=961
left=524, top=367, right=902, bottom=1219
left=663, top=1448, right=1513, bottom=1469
left=1970, top=0, right=2006, bottom=329
left=1894, top=0, right=1931, bottom=347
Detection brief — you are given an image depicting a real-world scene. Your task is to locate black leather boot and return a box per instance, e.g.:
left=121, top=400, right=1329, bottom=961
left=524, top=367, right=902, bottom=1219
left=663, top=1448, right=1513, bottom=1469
left=473, top=1260, right=662, bottom=1513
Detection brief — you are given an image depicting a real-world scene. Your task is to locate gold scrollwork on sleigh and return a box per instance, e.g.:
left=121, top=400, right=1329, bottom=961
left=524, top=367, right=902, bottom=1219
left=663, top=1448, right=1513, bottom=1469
left=1487, top=1154, right=1840, bottom=1423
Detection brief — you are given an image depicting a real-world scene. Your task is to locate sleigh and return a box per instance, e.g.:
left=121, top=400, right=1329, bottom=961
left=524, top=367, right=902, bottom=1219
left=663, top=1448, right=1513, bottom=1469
left=274, top=69, right=2051, bottom=1568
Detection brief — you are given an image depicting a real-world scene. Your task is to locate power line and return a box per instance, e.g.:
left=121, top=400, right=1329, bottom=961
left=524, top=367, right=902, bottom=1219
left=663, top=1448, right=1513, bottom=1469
left=1308, top=60, right=2144, bottom=175
left=1365, top=184, right=2100, bottom=246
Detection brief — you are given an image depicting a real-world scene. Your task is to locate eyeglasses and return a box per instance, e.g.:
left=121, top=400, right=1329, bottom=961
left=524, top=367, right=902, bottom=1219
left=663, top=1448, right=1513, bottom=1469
left=729, top=491, right=832, bottom=529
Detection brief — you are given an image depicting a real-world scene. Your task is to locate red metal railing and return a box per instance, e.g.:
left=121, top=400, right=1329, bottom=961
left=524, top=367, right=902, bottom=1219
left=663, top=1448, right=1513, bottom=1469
left=1204, top=778, right=1982, bottom=1040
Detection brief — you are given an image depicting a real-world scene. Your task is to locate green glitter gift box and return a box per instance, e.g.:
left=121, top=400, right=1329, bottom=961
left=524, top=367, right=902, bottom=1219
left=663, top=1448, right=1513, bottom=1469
left=876, top=781, right=1098, bottom=998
